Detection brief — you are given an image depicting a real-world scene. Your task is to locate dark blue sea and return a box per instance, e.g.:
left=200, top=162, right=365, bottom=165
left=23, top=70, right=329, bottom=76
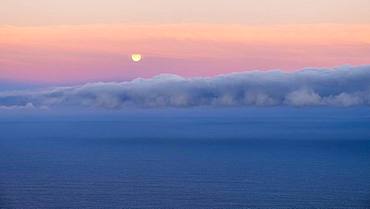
left=0, top=107, right=369, bottom=208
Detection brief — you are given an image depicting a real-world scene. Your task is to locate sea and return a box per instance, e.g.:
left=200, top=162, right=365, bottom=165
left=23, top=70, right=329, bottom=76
left=0, top=107, right=369, bottom=208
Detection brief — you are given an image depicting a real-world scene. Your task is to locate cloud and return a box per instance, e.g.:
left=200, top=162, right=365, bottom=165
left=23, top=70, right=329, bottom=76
left=0, top=65, right=370, bottom=109
left=0, top=102, right=36, bottom=110
left=285, top=89, right=322, bottom=106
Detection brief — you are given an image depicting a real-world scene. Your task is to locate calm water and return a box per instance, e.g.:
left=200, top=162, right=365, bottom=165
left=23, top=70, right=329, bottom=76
left=0, top=108, right=370, bottom=208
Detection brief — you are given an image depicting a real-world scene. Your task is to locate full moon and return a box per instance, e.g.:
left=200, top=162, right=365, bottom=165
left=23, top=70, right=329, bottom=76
left=131, top=54, right=142, bottom=62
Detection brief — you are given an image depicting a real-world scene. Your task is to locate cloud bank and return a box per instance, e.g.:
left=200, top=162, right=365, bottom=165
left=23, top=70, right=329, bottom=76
left=1, top=65, right=370, bottom=109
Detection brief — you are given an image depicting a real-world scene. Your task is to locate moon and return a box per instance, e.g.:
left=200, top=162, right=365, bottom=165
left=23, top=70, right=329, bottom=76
left=131, top=54, right=142, bottom=62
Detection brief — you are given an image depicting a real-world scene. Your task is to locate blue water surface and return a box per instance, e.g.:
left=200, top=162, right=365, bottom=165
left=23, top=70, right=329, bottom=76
left=0, top=107, right=369, bottom=208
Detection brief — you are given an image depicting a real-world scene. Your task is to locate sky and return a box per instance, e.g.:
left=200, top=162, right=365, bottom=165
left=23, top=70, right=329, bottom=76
left=1, top=0, right=370, bottom=84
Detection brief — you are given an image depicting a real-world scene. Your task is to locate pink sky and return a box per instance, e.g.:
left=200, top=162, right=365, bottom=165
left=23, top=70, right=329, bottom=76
left=1, top=0, right=370, bottom=83
left=1, top=23, right=369, bottom=83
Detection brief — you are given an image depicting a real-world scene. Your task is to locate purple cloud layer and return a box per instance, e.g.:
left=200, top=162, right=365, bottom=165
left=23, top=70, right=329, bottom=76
left=1, top=65, right=370, bottom=109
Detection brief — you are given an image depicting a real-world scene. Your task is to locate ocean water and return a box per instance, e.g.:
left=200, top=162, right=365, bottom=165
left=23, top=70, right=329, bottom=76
left=0, top=107, right=369, bottom=209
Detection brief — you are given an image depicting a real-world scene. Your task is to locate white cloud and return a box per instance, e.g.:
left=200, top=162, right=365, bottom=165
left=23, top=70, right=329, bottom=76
left=0, top=65, right=370, bottom=109
left=285, top=89, right=322, bottom=106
